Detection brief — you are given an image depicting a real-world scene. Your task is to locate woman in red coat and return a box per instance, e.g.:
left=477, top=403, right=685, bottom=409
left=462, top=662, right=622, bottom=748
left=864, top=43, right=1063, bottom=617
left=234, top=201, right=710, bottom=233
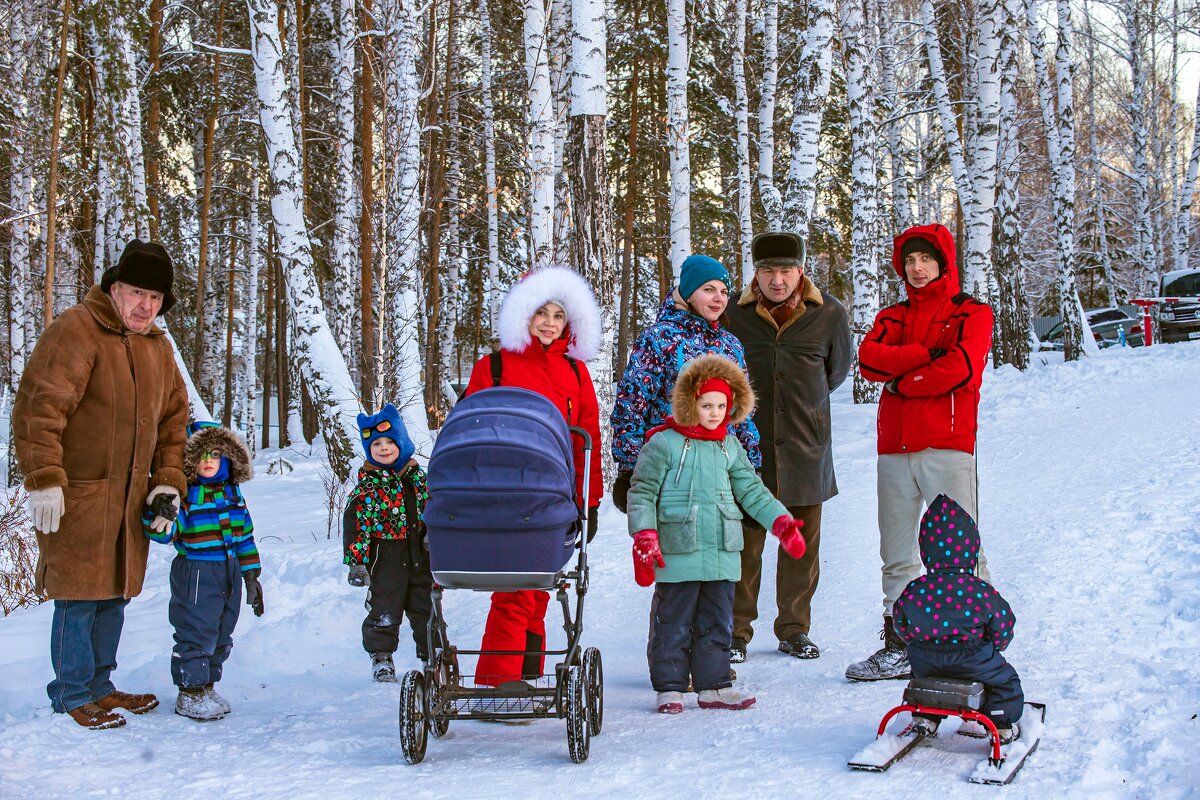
left=462, top=266, right=603, bottom=686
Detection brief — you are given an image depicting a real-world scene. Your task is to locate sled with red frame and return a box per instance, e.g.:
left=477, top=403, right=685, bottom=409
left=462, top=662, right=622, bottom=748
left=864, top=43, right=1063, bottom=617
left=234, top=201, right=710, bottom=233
left=848, top=676, right=1045, bottom=785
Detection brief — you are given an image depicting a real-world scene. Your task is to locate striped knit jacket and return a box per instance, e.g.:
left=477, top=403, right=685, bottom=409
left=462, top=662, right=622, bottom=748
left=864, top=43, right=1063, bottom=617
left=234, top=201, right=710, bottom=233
left=143, top=481, right=260, bottom=573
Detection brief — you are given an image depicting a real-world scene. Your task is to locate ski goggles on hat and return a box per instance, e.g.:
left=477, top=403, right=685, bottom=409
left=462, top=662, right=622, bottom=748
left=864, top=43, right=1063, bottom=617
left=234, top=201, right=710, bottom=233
left=361, top=419, right=393, bottom=439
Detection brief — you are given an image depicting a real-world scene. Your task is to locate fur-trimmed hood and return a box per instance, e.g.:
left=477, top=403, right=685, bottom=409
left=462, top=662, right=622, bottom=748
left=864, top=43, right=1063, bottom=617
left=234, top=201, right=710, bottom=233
left=497, top=266, right=602, bottom=360
left=671, top=353, right=755, bottom=426
left=184, top=424, right=253, bottom=484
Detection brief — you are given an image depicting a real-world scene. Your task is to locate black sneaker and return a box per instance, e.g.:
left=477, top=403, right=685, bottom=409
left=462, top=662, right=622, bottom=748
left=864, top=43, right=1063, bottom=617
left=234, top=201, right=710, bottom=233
left=730, top=638, right=748, bottom=664
left=778, top=633, right=820, bottom=659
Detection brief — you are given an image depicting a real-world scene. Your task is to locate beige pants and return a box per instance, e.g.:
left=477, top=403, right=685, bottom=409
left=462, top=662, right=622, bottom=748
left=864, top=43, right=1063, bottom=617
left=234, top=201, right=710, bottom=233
left=877, top=449, right=989, bottom=611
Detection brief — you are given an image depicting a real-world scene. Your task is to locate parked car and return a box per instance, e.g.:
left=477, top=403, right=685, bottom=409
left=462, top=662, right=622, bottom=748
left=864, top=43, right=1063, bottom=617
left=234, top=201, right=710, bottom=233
left=1157, top=269, right=1200, bottom=343
left=1039, top=307, right=1145, bottom=350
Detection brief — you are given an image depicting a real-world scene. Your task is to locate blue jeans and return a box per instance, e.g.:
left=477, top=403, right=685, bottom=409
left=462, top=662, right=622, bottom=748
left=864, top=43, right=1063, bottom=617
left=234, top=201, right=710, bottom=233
left=169, top=556, right=241, bottom=687
left=48, top=598, right=130, bottom=713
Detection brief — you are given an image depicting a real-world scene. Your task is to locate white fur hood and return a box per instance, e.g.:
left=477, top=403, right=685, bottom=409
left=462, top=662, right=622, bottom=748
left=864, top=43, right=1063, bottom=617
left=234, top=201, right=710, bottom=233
left=497, top=266, right=602, bottom=361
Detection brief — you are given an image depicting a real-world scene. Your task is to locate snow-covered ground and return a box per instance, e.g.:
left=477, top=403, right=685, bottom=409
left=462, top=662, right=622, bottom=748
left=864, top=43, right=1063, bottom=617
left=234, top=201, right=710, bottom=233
left=2, top=343, right=1198, bottom=799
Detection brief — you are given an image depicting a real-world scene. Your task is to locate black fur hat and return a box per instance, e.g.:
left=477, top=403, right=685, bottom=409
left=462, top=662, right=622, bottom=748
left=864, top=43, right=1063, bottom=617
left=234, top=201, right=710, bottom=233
left=752, top=231, right=806, bottom=268
left=100, top=240, right=177, bottom=314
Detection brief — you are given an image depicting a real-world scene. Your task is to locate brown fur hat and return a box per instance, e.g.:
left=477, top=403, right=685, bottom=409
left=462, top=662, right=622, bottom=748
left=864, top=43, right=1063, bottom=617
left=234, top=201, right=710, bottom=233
left=671, top=353, right=756, bottom=426
left=184, top=423, right=254, bottom=484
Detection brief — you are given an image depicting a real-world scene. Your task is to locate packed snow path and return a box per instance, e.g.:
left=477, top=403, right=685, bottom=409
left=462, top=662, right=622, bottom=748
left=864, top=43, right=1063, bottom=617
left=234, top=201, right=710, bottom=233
left=2, top=344, right=1198, bottom=799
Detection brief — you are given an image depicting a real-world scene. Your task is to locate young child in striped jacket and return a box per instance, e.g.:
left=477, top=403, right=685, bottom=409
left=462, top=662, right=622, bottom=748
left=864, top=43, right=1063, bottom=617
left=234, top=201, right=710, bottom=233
left=144, top=421, right=262, bottom=722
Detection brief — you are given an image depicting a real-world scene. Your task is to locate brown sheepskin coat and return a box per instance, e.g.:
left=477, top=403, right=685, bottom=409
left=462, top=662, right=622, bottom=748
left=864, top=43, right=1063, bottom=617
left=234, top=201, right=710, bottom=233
left=669, top=352, right=756, bottom=427
left=13, top=285, right=189, bottom=600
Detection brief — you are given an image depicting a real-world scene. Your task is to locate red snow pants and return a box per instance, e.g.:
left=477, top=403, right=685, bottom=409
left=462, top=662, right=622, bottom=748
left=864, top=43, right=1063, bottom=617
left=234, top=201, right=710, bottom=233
left=474, top=590, right=550, bottom=686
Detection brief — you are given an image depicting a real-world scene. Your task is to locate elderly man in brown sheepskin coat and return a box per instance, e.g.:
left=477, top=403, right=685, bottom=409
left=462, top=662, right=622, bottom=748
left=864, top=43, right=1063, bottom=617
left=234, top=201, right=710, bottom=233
left=13, top=239, right=189, bottom=730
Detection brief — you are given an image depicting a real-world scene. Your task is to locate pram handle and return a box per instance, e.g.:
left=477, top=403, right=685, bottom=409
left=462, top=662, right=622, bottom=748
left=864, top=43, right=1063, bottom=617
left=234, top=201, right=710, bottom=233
left=568, top=425, right=593, bottom=558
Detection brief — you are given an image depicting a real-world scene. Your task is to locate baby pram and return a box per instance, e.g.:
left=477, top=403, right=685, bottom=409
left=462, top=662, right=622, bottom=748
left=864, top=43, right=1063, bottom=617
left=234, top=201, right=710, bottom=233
left=399, top=386, right=603, bottom=764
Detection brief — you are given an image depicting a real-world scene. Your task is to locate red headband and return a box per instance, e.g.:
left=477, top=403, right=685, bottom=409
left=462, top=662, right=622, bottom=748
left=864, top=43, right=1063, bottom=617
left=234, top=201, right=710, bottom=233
left=696, top=377, right=732, bottom=403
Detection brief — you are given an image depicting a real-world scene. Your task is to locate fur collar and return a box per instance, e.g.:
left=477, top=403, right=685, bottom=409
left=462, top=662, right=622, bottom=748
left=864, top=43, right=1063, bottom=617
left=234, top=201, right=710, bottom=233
left=670, top=353, right=755, bottom=426
left=184, top=425, right=253, bottom=485
left=497, top=266, right=602, bottom=361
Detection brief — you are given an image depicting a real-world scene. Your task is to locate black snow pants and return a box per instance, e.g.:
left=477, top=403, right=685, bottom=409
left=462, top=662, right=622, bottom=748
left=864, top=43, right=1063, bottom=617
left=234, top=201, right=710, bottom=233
left=907, top=641, right=1025, bottom=725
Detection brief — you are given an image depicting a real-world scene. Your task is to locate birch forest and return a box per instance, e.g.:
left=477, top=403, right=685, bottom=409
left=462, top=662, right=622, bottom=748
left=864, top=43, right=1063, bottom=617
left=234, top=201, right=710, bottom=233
left=2, top=0, right=1199, bottom=480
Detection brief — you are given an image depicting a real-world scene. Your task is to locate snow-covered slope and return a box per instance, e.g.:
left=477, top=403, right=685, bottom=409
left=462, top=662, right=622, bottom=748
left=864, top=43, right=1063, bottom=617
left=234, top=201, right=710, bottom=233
left=2, top=343, right=1198, bottom=799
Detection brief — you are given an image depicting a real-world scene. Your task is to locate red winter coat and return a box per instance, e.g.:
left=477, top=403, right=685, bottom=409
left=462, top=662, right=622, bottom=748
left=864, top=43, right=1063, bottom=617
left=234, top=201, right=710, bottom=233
left=857, top=223, right=994, bottom=455
left=463, top=334, right=604, bottom=509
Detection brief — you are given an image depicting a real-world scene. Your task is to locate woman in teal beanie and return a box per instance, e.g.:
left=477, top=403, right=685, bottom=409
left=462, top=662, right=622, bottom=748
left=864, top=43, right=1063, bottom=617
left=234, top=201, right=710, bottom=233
left=610, top=254, right=762, bottom=511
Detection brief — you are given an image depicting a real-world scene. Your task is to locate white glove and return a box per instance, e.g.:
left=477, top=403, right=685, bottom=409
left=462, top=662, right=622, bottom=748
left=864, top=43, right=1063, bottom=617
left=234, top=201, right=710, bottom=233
left=146, top=485, right=181, bottom=534
left=28, top=487, right=66, bottom=534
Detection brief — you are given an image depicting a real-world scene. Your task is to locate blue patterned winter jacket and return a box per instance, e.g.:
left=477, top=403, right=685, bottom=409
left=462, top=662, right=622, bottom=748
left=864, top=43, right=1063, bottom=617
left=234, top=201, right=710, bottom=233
left=610, top=294, right=761, bottom=472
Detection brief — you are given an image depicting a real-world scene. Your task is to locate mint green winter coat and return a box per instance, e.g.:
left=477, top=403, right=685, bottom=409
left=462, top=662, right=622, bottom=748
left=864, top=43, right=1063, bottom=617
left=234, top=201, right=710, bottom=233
left=627, top=428, right=788, bottom=583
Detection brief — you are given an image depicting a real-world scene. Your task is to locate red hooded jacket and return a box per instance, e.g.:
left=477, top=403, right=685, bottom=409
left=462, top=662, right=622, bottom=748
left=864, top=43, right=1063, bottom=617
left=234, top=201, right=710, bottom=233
left=857, top=223, right=994, bottom=455
left=463, top=334, right=603, bottom=509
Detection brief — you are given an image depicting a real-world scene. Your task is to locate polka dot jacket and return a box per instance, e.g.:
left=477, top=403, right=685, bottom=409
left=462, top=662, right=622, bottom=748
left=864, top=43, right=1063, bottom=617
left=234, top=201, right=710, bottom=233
left=892, top=493, right=1016, bottom=652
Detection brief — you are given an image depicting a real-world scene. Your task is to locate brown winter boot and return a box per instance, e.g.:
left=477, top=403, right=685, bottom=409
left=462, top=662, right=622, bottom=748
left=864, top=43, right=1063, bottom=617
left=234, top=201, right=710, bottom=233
left=96, top=689, right=160, bottom=714
left=67, top=702, right=127, bottom=730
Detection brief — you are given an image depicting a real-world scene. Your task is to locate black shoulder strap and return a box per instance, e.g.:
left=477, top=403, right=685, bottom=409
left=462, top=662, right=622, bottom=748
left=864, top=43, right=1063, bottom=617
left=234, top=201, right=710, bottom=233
left=565, top=355, right=581, bottom=385
left=490, top=351, right=503, bottom=386
left=951, top=292, right=974, bottom=306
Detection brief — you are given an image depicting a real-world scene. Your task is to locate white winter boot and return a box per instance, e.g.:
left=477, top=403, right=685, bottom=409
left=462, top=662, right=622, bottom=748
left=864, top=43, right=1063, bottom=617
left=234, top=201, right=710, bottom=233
left=656, top=691, right=684, bottom=714
left=204, top=684, right=232, bottom=715
left=175, top=687, right=227, bottom=721
left=696, top=687, right=756, bottom=710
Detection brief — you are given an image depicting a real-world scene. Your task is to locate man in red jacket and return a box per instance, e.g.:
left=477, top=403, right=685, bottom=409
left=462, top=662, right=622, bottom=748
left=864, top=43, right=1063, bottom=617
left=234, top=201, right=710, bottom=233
left=846, top=223, right=994, bottom=682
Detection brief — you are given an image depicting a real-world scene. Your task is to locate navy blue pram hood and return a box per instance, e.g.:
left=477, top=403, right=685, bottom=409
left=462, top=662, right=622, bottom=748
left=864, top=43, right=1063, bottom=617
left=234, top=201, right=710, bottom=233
left=424, top=387, right=581, bottom=575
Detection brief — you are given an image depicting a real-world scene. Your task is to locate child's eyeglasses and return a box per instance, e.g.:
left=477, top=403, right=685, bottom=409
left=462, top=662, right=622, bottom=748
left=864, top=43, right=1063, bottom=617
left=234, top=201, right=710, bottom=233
left=361, top=420, right=393, bottom=439
left=200, top=449, right=223, bottom=461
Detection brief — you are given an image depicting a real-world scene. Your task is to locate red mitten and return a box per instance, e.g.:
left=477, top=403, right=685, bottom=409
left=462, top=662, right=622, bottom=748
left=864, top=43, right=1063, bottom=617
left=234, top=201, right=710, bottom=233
left=632, top=530, right=665, bottom=587
left=771, top=515, right=806, bottom=559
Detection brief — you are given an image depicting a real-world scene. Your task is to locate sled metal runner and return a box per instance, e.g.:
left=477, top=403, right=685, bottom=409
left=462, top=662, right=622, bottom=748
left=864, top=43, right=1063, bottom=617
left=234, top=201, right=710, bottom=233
left=399, top=401, right=603, bottom=765
left=848, top=677, right=1045, bottom=785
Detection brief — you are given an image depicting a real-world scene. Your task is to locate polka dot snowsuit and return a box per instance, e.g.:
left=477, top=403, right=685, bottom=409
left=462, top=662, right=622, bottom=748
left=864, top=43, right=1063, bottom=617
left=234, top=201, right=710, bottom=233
left=892, top=494, right=1024, bottom=725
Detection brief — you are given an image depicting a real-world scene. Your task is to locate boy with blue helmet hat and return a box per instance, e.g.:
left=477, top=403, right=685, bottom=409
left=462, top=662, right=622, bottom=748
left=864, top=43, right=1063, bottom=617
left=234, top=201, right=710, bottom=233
left=342, top=404, right=432, bottom=681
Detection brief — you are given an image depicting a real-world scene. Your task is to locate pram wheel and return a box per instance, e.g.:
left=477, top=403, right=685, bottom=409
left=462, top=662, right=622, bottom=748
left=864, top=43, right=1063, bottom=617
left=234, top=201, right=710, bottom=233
left=582, top=647, right=603, bottom=736
left=426, top=652, right=450, bottom=738
left=565, top=665, right=591, bottom=763
left=399, top=670, right=429, bottom=764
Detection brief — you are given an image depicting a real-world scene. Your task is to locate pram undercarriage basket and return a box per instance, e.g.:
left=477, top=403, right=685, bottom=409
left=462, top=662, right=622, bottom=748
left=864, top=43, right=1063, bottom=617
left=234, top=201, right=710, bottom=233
left=399, top=387, right=604, bottom=764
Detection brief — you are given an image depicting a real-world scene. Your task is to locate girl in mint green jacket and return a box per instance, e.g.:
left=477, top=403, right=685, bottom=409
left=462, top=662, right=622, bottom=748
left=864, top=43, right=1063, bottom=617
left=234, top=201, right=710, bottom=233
left=627, top=353, right=805, bottom=714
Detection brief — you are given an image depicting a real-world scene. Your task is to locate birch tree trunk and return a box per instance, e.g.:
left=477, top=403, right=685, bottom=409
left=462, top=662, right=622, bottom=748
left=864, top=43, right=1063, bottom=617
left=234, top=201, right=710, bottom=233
left=991, top=0, right=1030, bottom=369
left=88, top=1, right=150, bottom=265
left=1176, top=79, right=1200, bottom=275
left=1026, top=0, right=1094, bottom=360
left=359, top=0, right=376, bottom=404
left=193, top=4, right=225, bottom=391
left=731, top=0, right=753, bottom=277
left=551, top=0, right=573, bottom=268
left=666, top=0, right=691, bottom=274
left=249, top=0, right=361, bottom=479
left=244, top=176, right=261, bottom=454
left=756, top=0, right=781, bottom=228
left=526, top=0, right=556, bottom=270
left=842, top=0, right=881, bottom=404
left=481, top=0, right=502, bottom=340
left=45, top=0, right=72, bottom=327
left=1122, top=0, right=1156, bottom=296
left=876, top=0, right=912, bottom=235
left=783, top=0, right=834, bottom=238
left=331, top=0, right=359, bottom=368
left=568, top=0, right=615, bottom=470
left=1084, top=9, right=1119, bottom=304
left=8, top=1, right=35, bottom=395
left=379, top=0, right=433, bottom=446
left=920, top=0, right=1000, bottom=302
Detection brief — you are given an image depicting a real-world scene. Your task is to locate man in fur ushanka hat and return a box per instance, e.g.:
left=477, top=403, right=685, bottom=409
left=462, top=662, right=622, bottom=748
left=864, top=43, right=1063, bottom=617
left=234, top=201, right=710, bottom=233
left=144, top=421, right=261, bottom=722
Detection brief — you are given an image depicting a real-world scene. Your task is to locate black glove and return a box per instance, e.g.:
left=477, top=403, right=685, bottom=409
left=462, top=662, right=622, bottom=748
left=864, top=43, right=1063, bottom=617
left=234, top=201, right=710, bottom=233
left=612, top=470, right=633, bottom=514
left=928, top=347, right=948, bottom=360
left=587, top=506, right=599, bottom=543
left=146, top=492, right=179, bottom=522
left=347, top=564, right=370, bottom=587
left=884, top=378, right=901, bottom=394
left=243, top=568, right=264, bottom=617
